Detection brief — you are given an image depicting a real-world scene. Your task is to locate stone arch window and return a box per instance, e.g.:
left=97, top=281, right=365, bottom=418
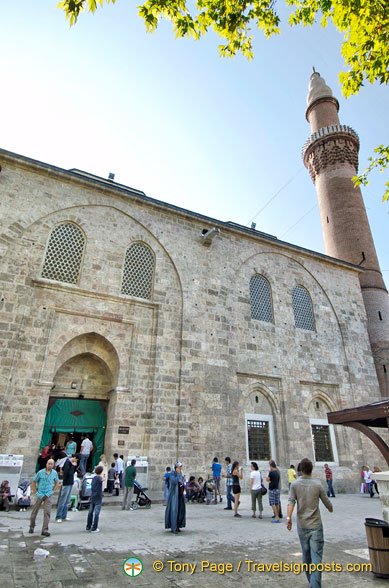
left=41, top=222, right=85, bottom=285
left=310, top=418, right=339, bottom=465
left=121, top=242, right=155, bottom=300
left=292, top=285, right=315, bottom=331
left=250, top=275, right=273, bottom=323
left=245, top=413, right=276, bottom=463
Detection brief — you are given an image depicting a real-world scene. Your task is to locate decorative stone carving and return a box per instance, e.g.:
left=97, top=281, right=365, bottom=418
left=303, top=129, right=360, bottom=183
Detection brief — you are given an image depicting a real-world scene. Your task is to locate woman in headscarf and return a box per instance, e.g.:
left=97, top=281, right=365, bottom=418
left=16, top=479, right=31, bottom=511
left=165, top=461, right=186, bottom=534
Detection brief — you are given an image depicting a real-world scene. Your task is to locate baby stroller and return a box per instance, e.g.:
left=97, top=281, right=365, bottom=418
left=78, top=473, right=94, bottom=510
left=16, top=479, right=31, bottom=512
left=203, top=478, right=216, bottom=504
left=131, top=480, right=151, bottom=510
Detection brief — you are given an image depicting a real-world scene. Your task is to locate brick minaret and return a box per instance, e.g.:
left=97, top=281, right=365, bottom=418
left=302, top=70, right=389, bottom=397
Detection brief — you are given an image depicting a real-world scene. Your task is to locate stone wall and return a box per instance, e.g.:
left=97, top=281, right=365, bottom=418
left=0, top=150, right=384, bottom=490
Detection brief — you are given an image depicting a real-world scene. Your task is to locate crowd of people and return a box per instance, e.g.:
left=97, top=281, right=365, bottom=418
left=0, top=446, right=384, bottom=588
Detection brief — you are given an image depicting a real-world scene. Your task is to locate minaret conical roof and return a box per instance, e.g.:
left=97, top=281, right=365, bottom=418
left=306, top=70, right=334, bottom=107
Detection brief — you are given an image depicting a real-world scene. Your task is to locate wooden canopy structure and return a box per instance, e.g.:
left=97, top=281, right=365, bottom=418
left=327, top=399, right=389, bottom=465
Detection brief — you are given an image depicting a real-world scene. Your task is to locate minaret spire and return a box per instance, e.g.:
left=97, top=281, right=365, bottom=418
left=302, top=71, right=389, bottom=397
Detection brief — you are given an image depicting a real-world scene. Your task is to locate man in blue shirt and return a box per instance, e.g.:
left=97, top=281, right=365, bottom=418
left=211, top=457, right=222, bottom=503
left=29, top=458, right=59, bottom=536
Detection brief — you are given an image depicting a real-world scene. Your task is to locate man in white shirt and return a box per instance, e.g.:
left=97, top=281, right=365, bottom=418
left=363, top=466, right=375, bottom=497
left=114, top=453, right=124, bottom=488
left=79, top=435, right=93, bottom=474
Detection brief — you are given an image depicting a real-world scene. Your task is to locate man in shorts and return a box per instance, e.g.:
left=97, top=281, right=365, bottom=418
left=267, top=459, right=280, bottom=522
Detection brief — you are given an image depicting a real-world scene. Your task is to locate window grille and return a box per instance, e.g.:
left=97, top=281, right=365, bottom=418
left=292, top=286, right=315, bottom=331
left=41, top=223, right=85, bottom=285
left=311, top=424, right=334, bottom=462
left=121, top=242, right=154, bottom=300
left=250, top=275, right=273, bottom=322
left=247, top=420, right=270, bottom=460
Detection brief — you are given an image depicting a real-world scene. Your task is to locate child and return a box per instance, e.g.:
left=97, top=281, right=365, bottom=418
left=70, top=475, right=80, bottom=511
left=163, top=466, right=171, bottom=502
left=107, top=462, right=116, bottom=496
left=86, top=466, right=103, bottom=533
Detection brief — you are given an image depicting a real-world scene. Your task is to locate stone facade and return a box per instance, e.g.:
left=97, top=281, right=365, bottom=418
left=0, top=146, right=385, bottom=492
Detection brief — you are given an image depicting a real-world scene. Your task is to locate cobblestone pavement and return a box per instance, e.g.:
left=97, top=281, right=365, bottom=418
left=0, top=493, right=386, bottom=587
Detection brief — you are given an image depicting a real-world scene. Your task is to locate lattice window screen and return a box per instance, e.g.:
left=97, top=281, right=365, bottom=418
left=121, top=242, right=154, bottom=300
left=41, top=223, right=85, bottom=285
left=247, top=420, right=271, bottom=460
left=250, top=275, right=273, bottom=322
left=292, top=286, right=315, bottom=331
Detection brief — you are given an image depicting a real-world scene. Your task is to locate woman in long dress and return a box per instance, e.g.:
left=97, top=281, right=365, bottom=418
left=165, top=461, right=186, bottom=533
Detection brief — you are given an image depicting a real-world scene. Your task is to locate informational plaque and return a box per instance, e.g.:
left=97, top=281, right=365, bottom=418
left=118, top=426, right=130, bottom=434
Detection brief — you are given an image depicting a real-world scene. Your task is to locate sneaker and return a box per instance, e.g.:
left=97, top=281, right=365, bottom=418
left=91, top=528, right=100, bottom=533
left=271, top=519, right=280, bottom=523
left=86, top=528, right=91, bottom=532
left=234, top=513, right=242, bottom=517
left=41, top=531, right=51, bottom=536
left=65, top=517, right=71, bottom=521
left=56, top=519, right=62, bottom=523
left=28, top=528, right=34, bottom=534
left=224, top=507, right=232, bottom=510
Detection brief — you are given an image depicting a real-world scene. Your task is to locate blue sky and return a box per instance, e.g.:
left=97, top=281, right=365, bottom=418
left=1, top=1, right=388, bottom=284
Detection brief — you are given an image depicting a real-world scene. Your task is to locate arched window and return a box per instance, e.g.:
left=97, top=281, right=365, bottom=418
left=121, top=242, right=154, bottom=300
left=250, top=275, right=273, bottom=323
left=292, top=286, right=315, bottom=331
left=41, top=222, right=85, bottom=285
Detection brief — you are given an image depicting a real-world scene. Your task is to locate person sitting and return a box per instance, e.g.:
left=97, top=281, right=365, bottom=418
left=197, top=477, right=205, bottom=502
left=186, top=476, right=200, bottom=503
left=16, top=479, right=31, bottom=511
left=0, top=480, right=12, bottom=512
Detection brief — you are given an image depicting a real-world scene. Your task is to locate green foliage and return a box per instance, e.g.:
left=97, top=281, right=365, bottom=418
left=57, top=0, right=116, bottom=26
left=57, top=1, right=389, bottom=98
left=353, top=146, right=389, bottom=201
left=287, top=1, right=389, bottom=98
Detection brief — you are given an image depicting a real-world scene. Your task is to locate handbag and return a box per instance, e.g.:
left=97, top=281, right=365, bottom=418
left=259, top=484, right=267, bottom=496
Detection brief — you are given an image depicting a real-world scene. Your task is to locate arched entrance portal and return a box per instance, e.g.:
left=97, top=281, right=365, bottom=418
left=39, top=333, right=119, bottom=471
